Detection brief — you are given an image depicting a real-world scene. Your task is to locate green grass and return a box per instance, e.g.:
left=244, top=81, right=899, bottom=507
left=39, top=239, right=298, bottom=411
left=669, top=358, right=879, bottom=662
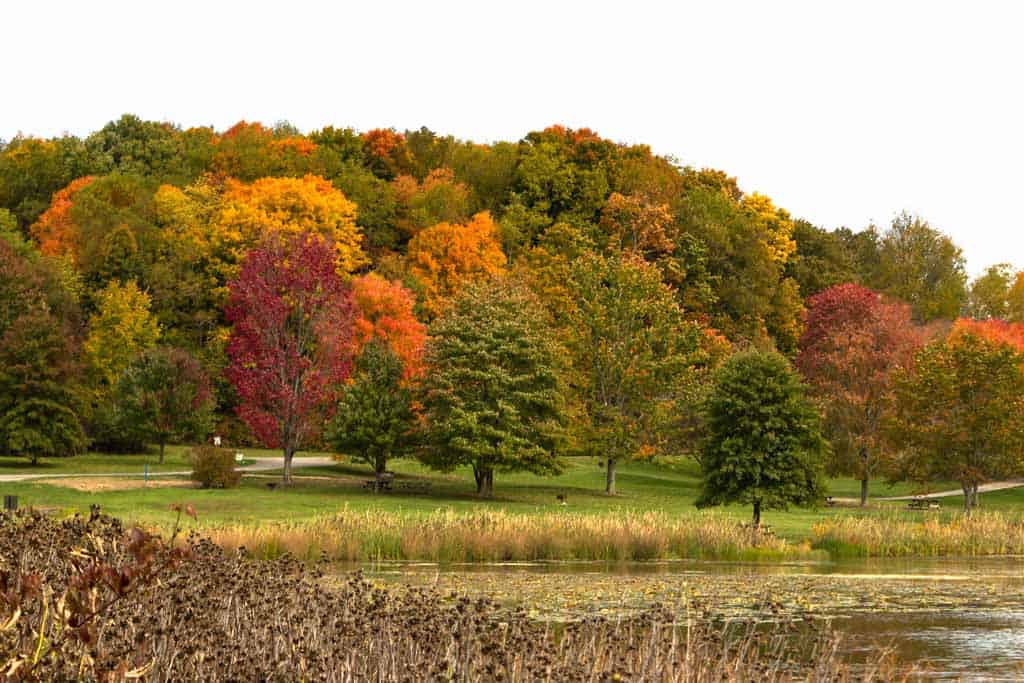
left=0, top=448, right=1006, bottom=545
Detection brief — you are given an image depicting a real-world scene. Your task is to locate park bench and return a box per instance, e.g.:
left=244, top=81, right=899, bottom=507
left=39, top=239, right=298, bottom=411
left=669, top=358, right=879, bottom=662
left=395, top=480, right=432, bottom=495
left=906, top=496, right=940, bottom=511
left=362, top=473, right=395, bottom=492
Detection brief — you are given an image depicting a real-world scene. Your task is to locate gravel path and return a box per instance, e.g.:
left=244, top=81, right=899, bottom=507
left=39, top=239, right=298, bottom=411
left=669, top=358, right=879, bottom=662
left=0, top=456, right=337, bottom=483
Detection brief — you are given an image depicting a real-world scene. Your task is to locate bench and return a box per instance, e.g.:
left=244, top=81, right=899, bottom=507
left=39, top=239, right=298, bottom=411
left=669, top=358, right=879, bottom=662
left=395, top=480, right=432, bottom=495
left=907, top=497, right=940, bottom=510
left=362, top=477, right=393, bottom=492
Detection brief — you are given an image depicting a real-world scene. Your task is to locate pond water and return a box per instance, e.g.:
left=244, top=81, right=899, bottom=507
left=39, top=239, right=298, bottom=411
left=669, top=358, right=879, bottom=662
left=356, top=557, right=1024, bottom=680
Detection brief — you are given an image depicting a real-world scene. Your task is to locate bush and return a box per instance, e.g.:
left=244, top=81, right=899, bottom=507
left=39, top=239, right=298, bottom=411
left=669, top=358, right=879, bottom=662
left=189, top=445, right=241, bottom=489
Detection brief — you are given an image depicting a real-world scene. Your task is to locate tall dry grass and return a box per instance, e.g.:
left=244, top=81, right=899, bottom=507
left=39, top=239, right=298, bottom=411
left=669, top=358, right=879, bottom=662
left=812, top=511, right=1024, bottom=557
left=202, top=509, right=815, bottom=563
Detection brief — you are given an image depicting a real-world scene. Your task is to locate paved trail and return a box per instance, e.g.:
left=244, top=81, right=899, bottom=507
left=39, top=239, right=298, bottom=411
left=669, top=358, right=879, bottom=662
left=0, top=456, right=337, bottom=483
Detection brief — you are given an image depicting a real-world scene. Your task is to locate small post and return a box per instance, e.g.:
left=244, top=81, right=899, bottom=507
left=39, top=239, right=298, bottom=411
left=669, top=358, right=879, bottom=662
left=3, top=495, right=17, bottom=511
left=144, top=463, right=149, bottom=485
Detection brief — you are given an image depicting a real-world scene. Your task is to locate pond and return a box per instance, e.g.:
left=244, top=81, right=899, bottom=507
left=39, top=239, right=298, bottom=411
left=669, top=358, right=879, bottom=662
left=355, top=557, right=1024, bottom=680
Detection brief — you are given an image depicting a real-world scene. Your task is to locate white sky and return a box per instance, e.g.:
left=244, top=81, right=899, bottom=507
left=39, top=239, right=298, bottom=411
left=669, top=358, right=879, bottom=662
left=3, top=1, right=1021, bottom=276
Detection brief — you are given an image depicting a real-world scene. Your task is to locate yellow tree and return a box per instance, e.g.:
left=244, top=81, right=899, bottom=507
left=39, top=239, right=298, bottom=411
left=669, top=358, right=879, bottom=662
left=84, top=280, right=161, bottom=391
left=406, top=212, right=507, bottom=318
left=215, top=174, right=367, bottom=275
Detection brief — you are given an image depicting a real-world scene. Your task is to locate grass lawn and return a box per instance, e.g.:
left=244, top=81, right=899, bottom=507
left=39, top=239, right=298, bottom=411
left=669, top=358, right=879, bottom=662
left=0, top=448, right=1006, bottom=542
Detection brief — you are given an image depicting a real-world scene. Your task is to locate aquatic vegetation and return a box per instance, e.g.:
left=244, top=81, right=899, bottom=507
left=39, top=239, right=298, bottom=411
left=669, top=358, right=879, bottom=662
left=0, top=509, right=880, bottom=681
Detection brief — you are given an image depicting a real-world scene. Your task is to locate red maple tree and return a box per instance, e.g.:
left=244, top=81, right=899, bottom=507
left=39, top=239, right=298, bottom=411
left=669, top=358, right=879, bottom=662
left=225, top=233, right=354, bottom=483
left=796, top=283, right=926, bottom=505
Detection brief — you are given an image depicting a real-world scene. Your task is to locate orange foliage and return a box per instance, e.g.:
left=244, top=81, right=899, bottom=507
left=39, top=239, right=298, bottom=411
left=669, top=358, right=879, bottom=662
left=350, top=273, right=427, bottom=379
left=363, top=128, right=411, bottom=178
left=30, top=176, right=95, bottom=260
left=406, top=212, right=507, bottom=318
left=390, top=167, right=470, bottom=237
left=599, top=192, right=675, bottom=259
left=949, top=318, right=1024, bottom=352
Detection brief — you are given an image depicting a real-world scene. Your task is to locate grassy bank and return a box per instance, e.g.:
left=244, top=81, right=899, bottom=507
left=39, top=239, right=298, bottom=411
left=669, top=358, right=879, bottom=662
left=205, top=508, right=820, bottom=562
left=812, top=512, right=1024, bottom=557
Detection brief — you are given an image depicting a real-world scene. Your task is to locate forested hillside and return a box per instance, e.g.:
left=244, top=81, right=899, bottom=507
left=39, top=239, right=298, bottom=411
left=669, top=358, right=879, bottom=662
left=2, top=114, right=1021, bottom=502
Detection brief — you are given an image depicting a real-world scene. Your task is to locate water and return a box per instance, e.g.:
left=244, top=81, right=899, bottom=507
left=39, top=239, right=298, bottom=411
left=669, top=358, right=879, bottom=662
left=353, top=557, right=1024, bottom=680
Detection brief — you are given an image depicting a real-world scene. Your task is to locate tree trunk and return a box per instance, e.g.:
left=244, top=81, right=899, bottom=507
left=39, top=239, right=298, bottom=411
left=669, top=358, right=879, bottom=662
left=752, top=500, right=761, bottom=527
left=962, top=482, right=972, bottom=514
left=475, top=467, right=494, bottom=498
left=283, top=446, right=294, bottom=485
left=374, top=454, right=386, bottom=493
left=859, top=447, right=869, bottom=507
left=605, top=458, right=617, bottom=496
left=971, top=482, right=980, bottom=511
left=159, top=440, right=166, bottom=465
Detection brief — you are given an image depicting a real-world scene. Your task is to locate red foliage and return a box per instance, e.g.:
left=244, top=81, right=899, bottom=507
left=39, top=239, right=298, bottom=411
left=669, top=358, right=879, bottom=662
left=350, top=273, right=426, bottom=380
left=224, top=233, right=354, bottom=478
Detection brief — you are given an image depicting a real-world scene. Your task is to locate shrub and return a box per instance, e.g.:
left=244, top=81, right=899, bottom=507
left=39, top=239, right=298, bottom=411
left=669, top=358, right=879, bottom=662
left=189, top=445, right=241, bottom=488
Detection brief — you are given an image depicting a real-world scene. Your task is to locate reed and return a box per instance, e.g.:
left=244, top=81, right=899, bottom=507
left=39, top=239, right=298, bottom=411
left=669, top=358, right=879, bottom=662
left=812, top=511, right=1024, bottom=557
left=202, top=508, right=818, bottom=563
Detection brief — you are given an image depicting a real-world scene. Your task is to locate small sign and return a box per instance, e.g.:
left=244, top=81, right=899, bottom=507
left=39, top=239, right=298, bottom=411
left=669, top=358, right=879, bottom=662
left=235, top=452, right=245, bottom=464
left=213, top=435, right=222, bottom=447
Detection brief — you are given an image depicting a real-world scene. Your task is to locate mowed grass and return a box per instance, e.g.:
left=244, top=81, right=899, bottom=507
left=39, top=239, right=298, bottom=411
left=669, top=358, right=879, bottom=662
left=1, top=449, right=1009, bottom=544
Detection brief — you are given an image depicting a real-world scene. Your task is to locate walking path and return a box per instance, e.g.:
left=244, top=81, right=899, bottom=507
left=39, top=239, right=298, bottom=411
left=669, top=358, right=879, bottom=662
left=879, top=480, right=1024, bottom=501
left=0, top=456, right=337, bottom=483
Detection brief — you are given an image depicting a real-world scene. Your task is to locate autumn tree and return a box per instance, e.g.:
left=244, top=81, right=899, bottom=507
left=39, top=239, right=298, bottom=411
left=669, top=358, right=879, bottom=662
left=698, top=350, right=827, bottom=526
left=391, top=167, right=470, bottom=239
left=796, top=284, right=925, bottom=505
left=785, top=220, right=859, bottom=298
left=350, top=273, right=427, bottom=379
left=405, top=211, right=507, bottom=318
left=326, top=341, right=416, bottom=488
left=419, top=278, right=565, bottom=498
left=225, top=233, right=355, bottom=484
left=29, top=176, right=96, bottom=258
left=890, top=333, right=1024, bottom=512
left=568, top=253, right=702, bottom=495
left=597, top=191, right=675, bottom=260
left=869, top=212, right=968, bottom=321
left=116, top=346, right=214, bottom=463
left=216, top=174, right=367, bottom=275
left=0, top=134, right=97, bottom=227
left=84, top=280, right=161, bottom=391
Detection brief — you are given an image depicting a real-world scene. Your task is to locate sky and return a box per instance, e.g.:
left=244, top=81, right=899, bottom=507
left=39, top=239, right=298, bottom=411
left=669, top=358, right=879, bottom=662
left=3, top=1, right=1021, bottom=276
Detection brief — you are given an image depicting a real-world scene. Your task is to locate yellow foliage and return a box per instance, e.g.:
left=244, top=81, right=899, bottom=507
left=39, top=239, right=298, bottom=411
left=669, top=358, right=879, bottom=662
left=83, top=280, right=160, bottom=389
left=215, top=174, right=367, bottom=275
left=406, top=212, right=507, bottom=318
left=741, top=192, right=797, bottom=265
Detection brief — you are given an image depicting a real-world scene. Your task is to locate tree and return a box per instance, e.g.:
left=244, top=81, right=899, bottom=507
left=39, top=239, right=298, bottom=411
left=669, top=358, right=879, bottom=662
left=890, top=333, right=1024, bottom=512
left=966, top=263, right=1015, bottom=320
left=419, top=278, right=565, bottom=498
left=225, top=233, right=355, bottom=484
left=116, top=347, right=214, bottom=463
left=350, top=273, right=427, bottom=380
left=869, top=212, right=968, bottom=321
left=29, top=176, right=96, bottom=259
left=0, top=399, right=86, bottom=465
left=391, top=167, right=470, bottom=239
left=326, top=341, right=416, bottom=488
left=405, top=211, right=507, bottom=319
left=84, top=280, right=161, bottom=391
left=568, top=253, right=701, bottom=495
left=697, top=350, right=827, bottom=526
left=785, top=220, right=859, bottom=298
left=796, top=284, right=925, bottom=505
left=216, top=174, right=367, bottom=276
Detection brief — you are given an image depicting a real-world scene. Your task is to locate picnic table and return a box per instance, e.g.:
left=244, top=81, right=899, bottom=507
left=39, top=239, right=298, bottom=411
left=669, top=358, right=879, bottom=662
left=906, top=496, right=940, bottom=510
left=362, top=472, right=395, bottom=492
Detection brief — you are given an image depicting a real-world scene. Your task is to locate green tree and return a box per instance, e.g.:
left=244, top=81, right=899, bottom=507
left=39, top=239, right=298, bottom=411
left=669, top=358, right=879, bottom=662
left=785, top=220, right=859, bottom=298
left=420, top=278, right=565, bottom=498
left=966, top=263, right=1015, bottom=320
left=326, top=341, right=416, bottom=488
left=0, top=399, right=86, bottom=464
left=698, top=350, right=828, bottom=526
left=116, top=346, right=214, bottom=463
left=568, top=253, right=701, bottom=494
left=869, top=212, right=968, bottom=321
left=890, top=333, right=1024, bottom=512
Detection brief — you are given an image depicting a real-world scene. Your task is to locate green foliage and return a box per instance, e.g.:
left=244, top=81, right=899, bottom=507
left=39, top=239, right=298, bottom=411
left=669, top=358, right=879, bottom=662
left=966, top=263, right=1015, bottom=320
left=785, top=220, right=859, bottom=298
left=698, top=350, right=828, bottom=523
left=868, top=212, right=968, bottom=321
left=567, top=253, right=702, bottom=493
left=420, top=278, right=565, bottom=497
left=189, top=445, right=242, bottom=489
left=116, top=346, right=214, bottom=462
left=0, top=398, right=86, bottom=464
left=890, top=333, right=1024, bottom=511
left=326, top=341, right=416, bottom=478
